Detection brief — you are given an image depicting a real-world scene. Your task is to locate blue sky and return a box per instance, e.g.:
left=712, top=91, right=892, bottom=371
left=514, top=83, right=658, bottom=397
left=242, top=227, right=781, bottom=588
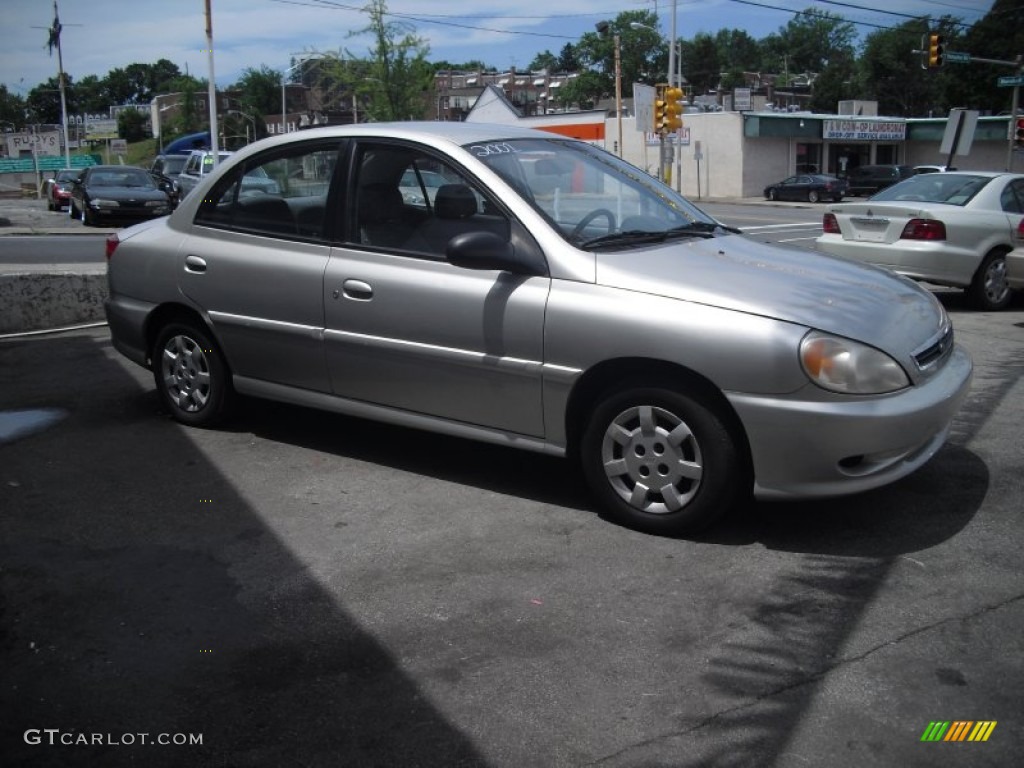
left=1, top=0, right=995, bottom=97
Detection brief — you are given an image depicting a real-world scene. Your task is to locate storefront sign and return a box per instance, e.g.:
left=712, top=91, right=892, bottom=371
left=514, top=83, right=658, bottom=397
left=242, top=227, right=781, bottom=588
left=823, top=119, right=905, bottom=141
left=5, top=131, right=62, bottom=157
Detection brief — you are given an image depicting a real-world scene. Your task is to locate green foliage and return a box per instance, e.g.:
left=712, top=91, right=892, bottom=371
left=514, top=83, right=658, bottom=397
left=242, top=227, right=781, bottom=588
left=529, top=51, right=559, bottom=73
left=678, top=34, right=719, bottom=95
left=0, top=84, right=26, bottom=128
left=26, top=77, right=68, bottom=124
left=943, top=0, right=1024, bottom=114
left=117, top=108, right=148, bottom=142
left=352, top=0, right=433, bottom=122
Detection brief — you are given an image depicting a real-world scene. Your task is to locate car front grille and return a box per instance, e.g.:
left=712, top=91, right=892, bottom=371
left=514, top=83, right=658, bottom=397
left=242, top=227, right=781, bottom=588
left=913, top=324, right=954, bottom=370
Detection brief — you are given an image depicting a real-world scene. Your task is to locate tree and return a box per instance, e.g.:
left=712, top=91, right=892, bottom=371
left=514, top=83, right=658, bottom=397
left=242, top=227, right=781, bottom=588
left=528, top=51, right=559, bottom=73
left=557, top=44, right=580, bottom=73
left=761, top=10, right=856, bottom=77
left=858, top=19, right=945, bottom=116
left=573, top=8, right=663, bottom=104
left=942, top=0, right=1024, bottom=114
left=71, top=75, right=107, bottom=114
left=808, top=51, right=859, bottom=113
left=714, top=29, right=763, bottom=73
left=0, top=84, right=26, bottom=129
left=233, top=65, right=283, bottom=131
left=678, top=34, right=720, bottom=95
left=26, top=76, right=70, bottom=124
left=174, top=78, right=204, bottom=135
left=117, top=108, right=148, bottom=142
left=352, top=0, right=433, bottom=121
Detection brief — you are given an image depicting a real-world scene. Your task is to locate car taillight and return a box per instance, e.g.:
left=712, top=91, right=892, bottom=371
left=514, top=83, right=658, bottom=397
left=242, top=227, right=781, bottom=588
left=105, top=234, right=120, bottom=260
left=822, top=213, right=840, bottom=234
left=899, top=219, right=946, bottom=241
left=1016, top=217, right=1024, bottom=241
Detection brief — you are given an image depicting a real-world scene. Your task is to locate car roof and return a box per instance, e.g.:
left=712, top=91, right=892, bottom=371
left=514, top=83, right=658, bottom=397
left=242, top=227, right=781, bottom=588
left=241, top=121, right=577, bottom=154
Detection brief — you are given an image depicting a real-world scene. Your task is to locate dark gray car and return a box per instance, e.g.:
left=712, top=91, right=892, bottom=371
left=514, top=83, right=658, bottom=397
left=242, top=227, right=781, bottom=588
left=104, top=123, right=971, bottom=535
left=845, top=164, right=915, bottom=196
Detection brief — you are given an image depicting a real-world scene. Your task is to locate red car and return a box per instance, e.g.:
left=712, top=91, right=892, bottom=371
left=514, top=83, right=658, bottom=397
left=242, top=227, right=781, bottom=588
left=47, top=169, right=79, bottom=211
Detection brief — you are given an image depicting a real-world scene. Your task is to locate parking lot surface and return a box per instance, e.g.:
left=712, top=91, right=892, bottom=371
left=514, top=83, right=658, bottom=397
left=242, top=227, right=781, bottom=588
left=1, top=295, right=1022, bottom=767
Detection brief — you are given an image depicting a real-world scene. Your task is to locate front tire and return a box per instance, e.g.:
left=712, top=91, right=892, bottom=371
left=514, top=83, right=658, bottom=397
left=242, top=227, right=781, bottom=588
left=768, top=189, right=778, bottom=201
left=967, top=250, right=1012, bottom=311
left=807, top=190, right=820, bottom=203
left=152, top=322, right=233, bottom=427
left=580, top=385, right=746, bottom=535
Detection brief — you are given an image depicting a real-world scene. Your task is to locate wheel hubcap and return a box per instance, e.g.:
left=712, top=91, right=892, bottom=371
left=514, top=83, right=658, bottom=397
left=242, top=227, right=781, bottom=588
left=984, top=258, right=1008, bottom=305
left=601, top=405, right=703, bottom=514
left=161, top=335, right=211, bottom=412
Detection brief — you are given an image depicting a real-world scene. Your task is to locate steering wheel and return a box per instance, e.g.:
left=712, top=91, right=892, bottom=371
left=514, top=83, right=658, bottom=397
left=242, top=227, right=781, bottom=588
left=570, top=208, right=616, bottom=240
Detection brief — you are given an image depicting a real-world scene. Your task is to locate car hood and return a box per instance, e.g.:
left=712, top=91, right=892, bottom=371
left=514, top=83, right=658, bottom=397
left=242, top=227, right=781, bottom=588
left=594, top=234, right=946, bottom=353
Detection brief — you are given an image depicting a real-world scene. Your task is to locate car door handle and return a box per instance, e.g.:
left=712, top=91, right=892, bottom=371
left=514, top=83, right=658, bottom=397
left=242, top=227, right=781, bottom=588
left=184, top=254, right=207, bottom=274
left=340, top=279, right=373, bottom=301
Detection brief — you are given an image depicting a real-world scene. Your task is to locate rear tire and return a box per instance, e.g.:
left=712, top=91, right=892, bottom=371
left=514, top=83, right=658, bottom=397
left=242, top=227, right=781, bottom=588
left=967, top=251, right=1012, bottom=311
left=152, top=322, right=233, bottom=427
left=807, top=190, right=820, bottom=203
left=580, top=384, right=747, bottom=536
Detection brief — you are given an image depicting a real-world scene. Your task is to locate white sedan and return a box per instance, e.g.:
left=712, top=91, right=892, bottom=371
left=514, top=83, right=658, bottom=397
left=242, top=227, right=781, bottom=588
left=815, top=171, right=1024, bottom=310
left=1007, top=244, right=1024, bottom=291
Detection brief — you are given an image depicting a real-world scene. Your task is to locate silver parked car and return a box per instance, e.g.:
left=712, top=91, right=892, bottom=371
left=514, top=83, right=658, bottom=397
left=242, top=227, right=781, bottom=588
left=816, top=171, right=1024, bottom=310
left=104, top=123, right=972, bottom=535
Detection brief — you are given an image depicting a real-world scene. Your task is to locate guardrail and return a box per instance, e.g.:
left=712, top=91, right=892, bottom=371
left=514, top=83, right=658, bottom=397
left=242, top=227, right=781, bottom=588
left=0, top=155, right=101, bottom=173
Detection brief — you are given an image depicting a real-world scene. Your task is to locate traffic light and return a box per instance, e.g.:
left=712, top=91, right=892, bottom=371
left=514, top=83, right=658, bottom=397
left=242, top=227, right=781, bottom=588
left=927, top=32, right=945, bottom=68
left=654, top=84, right=684, bottom=134
left=1016, top=117, right=1024, bottom=148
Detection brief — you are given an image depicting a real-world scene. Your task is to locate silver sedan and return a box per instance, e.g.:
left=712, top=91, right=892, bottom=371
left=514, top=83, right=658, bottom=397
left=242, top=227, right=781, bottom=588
left=815, top=171, right=1024, bottom=310
left=104, top=122, right=972, bottom=535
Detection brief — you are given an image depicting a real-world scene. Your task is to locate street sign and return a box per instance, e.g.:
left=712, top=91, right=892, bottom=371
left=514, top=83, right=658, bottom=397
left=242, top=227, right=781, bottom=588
left=944, top=51, right=970, bottom=64
left=997, top=74, right=1024, bottom=87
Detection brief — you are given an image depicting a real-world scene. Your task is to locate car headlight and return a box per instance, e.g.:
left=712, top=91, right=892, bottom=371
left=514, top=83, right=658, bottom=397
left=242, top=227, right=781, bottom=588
left=90, top=199, right=120, bottom=209
left=800, top=331, right=909, bottom=394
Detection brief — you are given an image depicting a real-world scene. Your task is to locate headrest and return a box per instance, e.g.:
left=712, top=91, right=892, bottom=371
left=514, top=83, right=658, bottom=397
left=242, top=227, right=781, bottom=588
left=434, top=184, right=476, bottom=220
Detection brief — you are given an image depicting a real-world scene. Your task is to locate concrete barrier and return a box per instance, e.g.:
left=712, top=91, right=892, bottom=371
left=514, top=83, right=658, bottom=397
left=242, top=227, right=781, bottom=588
left=0, top=265, right=108, bottom=334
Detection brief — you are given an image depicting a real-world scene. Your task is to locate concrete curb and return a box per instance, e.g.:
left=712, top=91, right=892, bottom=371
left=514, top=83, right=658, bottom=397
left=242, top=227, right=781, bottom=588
left=0, top=265, right=108, bottom=334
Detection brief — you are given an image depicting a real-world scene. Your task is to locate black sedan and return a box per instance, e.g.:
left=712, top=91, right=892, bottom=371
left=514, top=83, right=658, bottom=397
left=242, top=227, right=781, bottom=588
left=763, top=174, right=847, bottom=203
left=69, top=165, right=173, bottom=226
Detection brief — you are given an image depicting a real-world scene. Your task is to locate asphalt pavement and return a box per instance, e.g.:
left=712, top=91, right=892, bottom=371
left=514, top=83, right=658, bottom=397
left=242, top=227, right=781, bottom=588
left=1, top=296, right=1022, bottom=766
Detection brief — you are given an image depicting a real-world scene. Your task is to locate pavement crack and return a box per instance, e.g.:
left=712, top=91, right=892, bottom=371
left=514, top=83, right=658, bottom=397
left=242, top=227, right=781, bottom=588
left=587, top=593, right=1024, bottom=766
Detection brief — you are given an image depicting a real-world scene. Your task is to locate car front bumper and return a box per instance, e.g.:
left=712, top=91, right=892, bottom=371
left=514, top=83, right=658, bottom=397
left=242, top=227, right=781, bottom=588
left=727, top=344, right=972, bottom=499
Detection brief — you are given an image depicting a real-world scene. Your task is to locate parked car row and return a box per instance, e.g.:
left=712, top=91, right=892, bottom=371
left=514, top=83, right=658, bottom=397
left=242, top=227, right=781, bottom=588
left=764, top=164, right=952, bottom=203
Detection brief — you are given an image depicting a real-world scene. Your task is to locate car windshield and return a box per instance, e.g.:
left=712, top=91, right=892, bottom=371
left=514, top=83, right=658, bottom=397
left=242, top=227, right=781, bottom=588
left=56, top=170, right=78, bottom=182
left=90, top=170, right=156, bottom=188
left=869, top=174, right=993, bottom=206
left=161, top=156, right=188, bottom=174
left=466, top=138, right=719, bottom=248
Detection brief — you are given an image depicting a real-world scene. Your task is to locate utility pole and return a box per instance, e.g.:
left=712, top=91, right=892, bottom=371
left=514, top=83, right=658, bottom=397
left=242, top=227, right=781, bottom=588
left=205, top=0, right=220, bottom=165
left=44, top=1, right=71, bottom=168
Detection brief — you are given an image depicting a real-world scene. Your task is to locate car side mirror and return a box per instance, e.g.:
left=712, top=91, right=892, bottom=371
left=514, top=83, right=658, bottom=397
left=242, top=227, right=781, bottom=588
left=447, top=231, right=540, bottom=276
